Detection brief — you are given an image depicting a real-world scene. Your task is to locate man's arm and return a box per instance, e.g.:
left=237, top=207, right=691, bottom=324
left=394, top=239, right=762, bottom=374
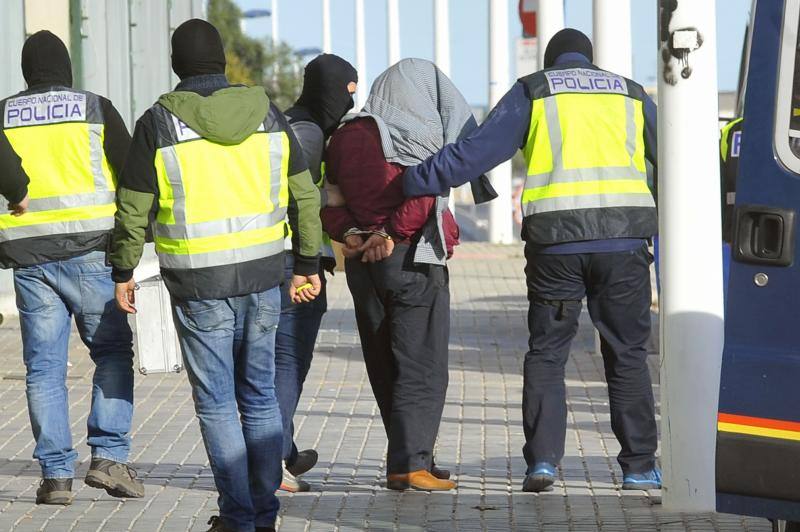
left=281, top=112, right=322, bottom=276
left=642, top=95, right=658, bottom=199
left=0, top=131, right=29, bottom=205
left=100, top=98, right=132, bottom=182
left=403, top=82, right=532, bottom=197
left=109, top=114, right=158, bottom=285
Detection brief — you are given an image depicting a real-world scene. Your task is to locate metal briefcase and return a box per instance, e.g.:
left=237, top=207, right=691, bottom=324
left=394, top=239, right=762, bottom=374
left=130, top=276, right=183, bottom=375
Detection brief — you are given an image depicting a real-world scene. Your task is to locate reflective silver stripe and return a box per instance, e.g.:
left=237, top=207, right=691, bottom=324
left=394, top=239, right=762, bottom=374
left=0, top=216, right=114, bottom=242
left=26, top=191, right=116, bottom=212
left=544, top=97, right=563, bottom=170
left=155, top=212, right=284, bottom=240
left=88, top=123, right=109, bottom=192
left=268, top=132, right=285, bottom=210
left=160, top=145, right=186, bottom=224
left=524, top=166, right=645, bottom=189
left=524, top=192, right=655, bottom=216
left=624, top=97, right=637, bottom=161
left=157, top=239, right=286, bottom=269
left=726, top=192, right=736, bottom=205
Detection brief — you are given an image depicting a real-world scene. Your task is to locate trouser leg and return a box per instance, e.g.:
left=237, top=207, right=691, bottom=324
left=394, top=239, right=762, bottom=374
left=233, top=289, right=283, bottom=529
left=274, top=261, right=327, bottom=464
left=385, top=264, right=450, bottom=475
left=586, top=247, right=657, bottom=474
left=14, top=265, right=75, bottom=479
left=521, top=250, right=585, bottom=470
left=346, top=259, right=396, bottom=434
left=65, top=252, right=134, bottom=464
left=172, top=297, right=256, bottom=532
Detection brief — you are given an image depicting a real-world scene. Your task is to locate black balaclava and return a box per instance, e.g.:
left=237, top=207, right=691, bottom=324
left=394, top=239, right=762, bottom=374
left=295, top=54, right=359, bottom=137
left=543, top=28, right=594, bottom=69
left=21, top=31, right=73, bottom=88
left=171, top=19, right=226, bottom=80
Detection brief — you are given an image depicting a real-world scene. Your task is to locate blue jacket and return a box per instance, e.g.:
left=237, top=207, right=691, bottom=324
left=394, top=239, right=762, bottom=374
left=402, top=53, right=658, bottom=254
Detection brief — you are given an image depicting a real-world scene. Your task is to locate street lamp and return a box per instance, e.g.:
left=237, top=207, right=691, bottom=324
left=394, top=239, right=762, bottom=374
left=240, top=9, right=271, bottom=33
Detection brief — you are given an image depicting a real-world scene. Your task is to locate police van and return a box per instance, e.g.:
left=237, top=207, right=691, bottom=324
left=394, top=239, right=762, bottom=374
left=716, top=1, right=800, bottom=530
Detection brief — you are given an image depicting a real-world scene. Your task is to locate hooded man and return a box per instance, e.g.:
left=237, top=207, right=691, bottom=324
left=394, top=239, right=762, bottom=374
left=0, top=31, right=142, bottom=506
left=401, top=29, right=661, bottom=492
left=274, top=53, right=358, bottom=493
left=109, top=19, right=322, bottom=532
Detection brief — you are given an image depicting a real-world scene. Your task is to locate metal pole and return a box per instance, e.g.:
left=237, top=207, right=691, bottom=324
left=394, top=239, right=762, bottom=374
left=488, top=0, right=513, bottom=244
left=271, top=0, right=279, bottom=47
left=387, top=0, right=401, bottom=65
left=537, top=0, right=564, bottom=69
left=658, top=2, right=723, bottom=512
left=434, top=0, right=451, bottom=75
left=355, top=0, right=367, bottom=109
left=322, top=0, right=332, bottom=53
left=593, top=0, right=632, bottom=77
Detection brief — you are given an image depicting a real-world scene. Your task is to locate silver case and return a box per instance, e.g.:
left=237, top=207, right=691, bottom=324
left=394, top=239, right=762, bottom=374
left=130, top=276, right=183, bottom=375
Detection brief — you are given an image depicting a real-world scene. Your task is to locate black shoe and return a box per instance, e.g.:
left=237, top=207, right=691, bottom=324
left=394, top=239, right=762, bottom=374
left=431, top=462, right=451, bottom=480
left=256, top=527, right=276, bottom=532
left=84, top=458, right=145, bottom=498
left=286, top=448, right=318, bottom=477
left=206, top=516, right=236, bottom=532
left=36, top=478, right=73, bottom=505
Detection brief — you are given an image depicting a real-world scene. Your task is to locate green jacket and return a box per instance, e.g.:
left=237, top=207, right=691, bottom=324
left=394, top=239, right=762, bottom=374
left=109, top=79, right=321, bottom=299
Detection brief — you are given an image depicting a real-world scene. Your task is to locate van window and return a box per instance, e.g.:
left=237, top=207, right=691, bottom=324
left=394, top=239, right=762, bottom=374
left=777, top=0, right=800, bottom=172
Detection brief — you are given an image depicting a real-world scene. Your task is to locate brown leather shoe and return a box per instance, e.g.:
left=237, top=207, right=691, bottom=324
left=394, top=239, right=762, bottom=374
left=387, top=470, right=456, bottom=491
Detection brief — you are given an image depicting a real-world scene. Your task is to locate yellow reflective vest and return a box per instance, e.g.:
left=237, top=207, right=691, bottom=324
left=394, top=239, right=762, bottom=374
left=519, top=66, right=657, bottom=244
left=150, top=104, right=289, bottom=272
left=0, top=88, right=117, bottom=257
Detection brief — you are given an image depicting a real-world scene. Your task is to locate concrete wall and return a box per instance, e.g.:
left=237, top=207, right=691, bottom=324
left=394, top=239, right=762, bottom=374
left=0, top=1, right=203, bottom=317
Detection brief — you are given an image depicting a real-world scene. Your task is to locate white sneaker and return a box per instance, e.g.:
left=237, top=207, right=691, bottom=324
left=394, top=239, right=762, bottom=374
left=279, top=467, right=310, bottom=493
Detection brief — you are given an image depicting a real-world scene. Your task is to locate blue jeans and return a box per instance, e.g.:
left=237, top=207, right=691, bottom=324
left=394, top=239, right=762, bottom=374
left=275, top=256, right=327, bottom=464
left=171, top=288, right=282, bottom=532
left=13, top=250, right=134, bottom=479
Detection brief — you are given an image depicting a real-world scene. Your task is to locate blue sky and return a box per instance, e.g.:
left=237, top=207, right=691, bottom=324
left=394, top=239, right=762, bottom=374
left=235, top=0, right=752, bottom=106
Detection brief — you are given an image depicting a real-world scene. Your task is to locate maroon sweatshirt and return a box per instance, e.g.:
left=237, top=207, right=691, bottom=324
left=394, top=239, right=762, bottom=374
left=321, top=117, right=459, bottom=255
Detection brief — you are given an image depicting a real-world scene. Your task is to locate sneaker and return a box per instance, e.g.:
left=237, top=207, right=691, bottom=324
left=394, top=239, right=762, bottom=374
left=206, top=516, right=235, bottom=532
left=286, top=448, right=318, bottom=477
left=522, top=462, right=556, bottom=492
left=280, top=468, right=310, bottom=493
left=84, top=458, right=145, bottom=498
left=36, top=478, right=73, bottom=505
left=622, top=468, right=662, bottom=490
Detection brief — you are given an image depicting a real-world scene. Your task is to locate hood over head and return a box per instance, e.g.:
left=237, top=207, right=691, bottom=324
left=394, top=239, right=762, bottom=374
left=351, top=58, right=497, bottom=204
left=543, top=28, right=594, bottom=69
left=21, top=31, right=72, bottom=88
left=159, top=86, right=269, bottom=145
left=171, top=19, right=226, bottom=80
left=294, top=54, right=358, bottom=137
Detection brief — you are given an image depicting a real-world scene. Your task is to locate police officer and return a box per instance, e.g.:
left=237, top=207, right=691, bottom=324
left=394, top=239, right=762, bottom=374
left=402, top=29, right=661, bottom=492
left=109, top=20, right=322, bottom=532
left=0, top=31, right=143, bottom=505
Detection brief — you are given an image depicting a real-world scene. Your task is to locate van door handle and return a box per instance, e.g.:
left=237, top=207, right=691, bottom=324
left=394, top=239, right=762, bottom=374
left=734, top=205, right=796, bottom=266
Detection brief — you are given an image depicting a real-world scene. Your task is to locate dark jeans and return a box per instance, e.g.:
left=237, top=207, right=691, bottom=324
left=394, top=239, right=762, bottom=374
left=13, top=251, right=134, bottom=478
left=172, top=288, right=282, bottom=532
left=274, top=255, right=327, bottom=464
left=522, top=245, right=657, bottom=475
left=345, top=244, right=450, bottom=475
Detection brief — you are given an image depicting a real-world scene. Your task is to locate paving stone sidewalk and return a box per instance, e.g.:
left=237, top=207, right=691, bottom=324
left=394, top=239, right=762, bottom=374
left=0, top=244, right=769, bottom=531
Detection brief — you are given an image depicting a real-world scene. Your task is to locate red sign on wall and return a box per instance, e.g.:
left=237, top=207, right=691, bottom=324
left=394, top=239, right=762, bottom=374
left=519, top=0, right=537, bottom=38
